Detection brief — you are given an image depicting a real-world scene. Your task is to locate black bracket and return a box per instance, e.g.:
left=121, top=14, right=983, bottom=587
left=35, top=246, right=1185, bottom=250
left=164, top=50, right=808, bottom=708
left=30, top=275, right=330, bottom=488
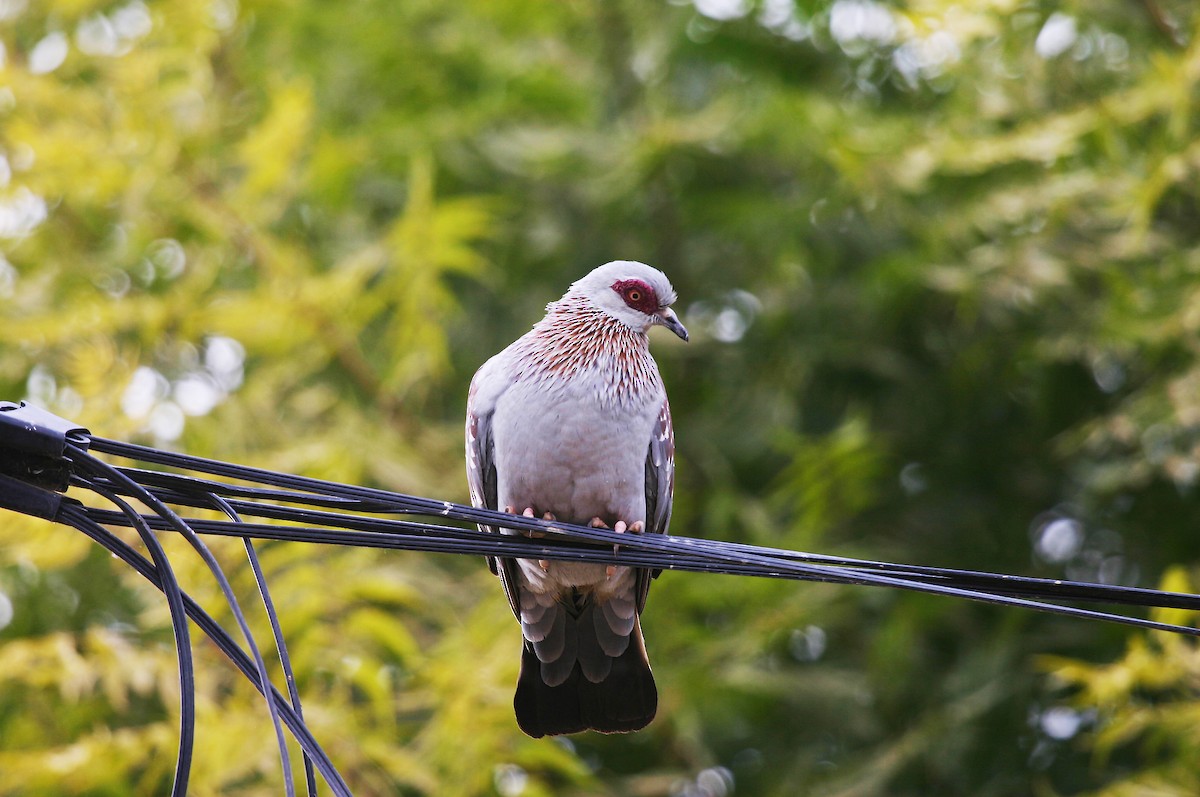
left=0, top=401, right=91, bottom=493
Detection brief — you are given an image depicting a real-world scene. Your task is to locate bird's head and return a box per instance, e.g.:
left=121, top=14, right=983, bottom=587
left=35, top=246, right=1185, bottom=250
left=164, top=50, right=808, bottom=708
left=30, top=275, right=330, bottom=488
left=566, top=261, right=689, bottom=341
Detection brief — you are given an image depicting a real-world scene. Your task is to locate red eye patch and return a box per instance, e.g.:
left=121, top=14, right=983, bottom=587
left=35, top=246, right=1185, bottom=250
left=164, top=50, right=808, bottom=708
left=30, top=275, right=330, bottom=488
left=611, top=279, right=659, bottom=314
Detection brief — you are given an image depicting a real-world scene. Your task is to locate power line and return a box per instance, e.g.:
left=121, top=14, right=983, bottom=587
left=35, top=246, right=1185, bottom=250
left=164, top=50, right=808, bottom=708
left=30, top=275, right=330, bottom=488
left=2, top=401, right=1198, bottom=795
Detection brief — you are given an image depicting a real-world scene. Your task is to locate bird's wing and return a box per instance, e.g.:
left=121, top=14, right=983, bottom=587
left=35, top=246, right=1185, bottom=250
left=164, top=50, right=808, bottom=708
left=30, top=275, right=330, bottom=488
left=638, top=394, right=675, bottom=612
left=466, top=366, right=522, bottom=618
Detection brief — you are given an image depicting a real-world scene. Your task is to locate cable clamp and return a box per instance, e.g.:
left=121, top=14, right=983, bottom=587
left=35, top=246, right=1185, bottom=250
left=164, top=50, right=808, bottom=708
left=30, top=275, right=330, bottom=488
left=0, top=401, right=91, bottom=492
left=0, top=473, right=77, bottom=519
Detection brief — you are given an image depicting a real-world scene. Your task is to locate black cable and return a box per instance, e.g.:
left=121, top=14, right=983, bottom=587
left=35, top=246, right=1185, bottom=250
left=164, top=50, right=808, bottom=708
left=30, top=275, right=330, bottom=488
left=66, top=446, right=336, bottom=796
left=77, top=502, right=1200, bottom=638
left=4, top=430, right=1193, bottom=797
left=55, top=502, right=353, bottom=797
left=207, top=494, right=299, bottom=797
left=91, top=460, right=1200, bottom=613
left=237, top=529, right=318, bottom=797
left=67, top=455, right=196, bottom=797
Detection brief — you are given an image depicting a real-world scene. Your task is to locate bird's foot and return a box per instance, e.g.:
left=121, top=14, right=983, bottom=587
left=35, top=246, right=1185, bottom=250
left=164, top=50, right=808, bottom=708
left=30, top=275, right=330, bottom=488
left=530, top=511, right=556, bottom=566
left=505, top=506, right=552, bottom=571
left=589, top=517, right=645, bottom=578
left=504, top=506, right=549, bottom=538
left=518, top=507, right=548, bottom=538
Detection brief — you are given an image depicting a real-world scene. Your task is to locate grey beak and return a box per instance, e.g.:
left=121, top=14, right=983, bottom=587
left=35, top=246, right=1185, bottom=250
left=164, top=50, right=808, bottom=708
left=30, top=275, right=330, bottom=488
left=657, top=307, right=689, bottom=342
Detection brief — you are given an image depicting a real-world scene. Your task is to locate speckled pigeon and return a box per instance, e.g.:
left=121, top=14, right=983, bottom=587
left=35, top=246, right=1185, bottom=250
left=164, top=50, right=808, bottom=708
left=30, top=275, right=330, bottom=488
left=465, top=260, right=687, bottom=737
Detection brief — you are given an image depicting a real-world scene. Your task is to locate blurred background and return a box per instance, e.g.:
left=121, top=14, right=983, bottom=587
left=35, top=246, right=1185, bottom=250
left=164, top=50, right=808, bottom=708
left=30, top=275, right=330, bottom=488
left=2, top=0, right=1200, bottom=794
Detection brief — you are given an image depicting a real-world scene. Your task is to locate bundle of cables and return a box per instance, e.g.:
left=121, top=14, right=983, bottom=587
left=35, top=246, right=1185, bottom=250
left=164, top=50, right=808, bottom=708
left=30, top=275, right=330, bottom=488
left=2, top=400, right=1198, bottom=796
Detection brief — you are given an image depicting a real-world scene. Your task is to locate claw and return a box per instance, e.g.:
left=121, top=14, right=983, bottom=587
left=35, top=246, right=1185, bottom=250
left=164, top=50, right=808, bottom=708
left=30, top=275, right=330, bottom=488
left=520, top=507, right=545, bottom=539
left=535, top=512, right=556, bottom=569
left=586, top=518, right=619, bottom=577
left=613, top=521, right=644, bottom=564
left=611, top=519, right=629, bottom=557
left=606, top=519, right=638, bottom=576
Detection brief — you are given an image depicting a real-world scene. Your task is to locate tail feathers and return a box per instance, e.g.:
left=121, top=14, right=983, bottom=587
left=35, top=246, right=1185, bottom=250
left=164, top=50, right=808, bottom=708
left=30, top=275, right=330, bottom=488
left=514, top=619, right=656, bottom=738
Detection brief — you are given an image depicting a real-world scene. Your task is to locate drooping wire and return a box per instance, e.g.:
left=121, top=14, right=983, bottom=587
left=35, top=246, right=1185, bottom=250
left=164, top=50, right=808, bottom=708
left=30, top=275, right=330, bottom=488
left=238, top=530, right=318, bottom=797
left=54, top=501, right=352, bottom=797
left=206, top=494, right=302, bottom=797
left=67, top=454, right=196, bottom=797
left=69, top=448, right=284, bottom=794
left=65, top=444, right=339, bottom=796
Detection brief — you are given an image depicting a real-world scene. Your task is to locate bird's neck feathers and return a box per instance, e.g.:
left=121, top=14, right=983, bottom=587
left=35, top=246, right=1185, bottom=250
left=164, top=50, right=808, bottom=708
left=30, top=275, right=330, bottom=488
left=515, top=295, right=661, bottom=400
left=542, top=293, right=638, bottom=330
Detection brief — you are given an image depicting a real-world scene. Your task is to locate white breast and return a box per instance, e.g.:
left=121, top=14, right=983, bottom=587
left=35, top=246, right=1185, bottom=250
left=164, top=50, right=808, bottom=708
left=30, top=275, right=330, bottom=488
left=491, top=372, right=660, bottom=526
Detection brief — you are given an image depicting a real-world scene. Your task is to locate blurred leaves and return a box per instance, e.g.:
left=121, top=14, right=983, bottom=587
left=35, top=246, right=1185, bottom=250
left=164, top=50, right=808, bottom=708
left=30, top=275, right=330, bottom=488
left=1041, top=570, right=1200, bottom=797
left=771, top=415, right=884, bottom=547
left=2, top=0, right=1200, bottom=794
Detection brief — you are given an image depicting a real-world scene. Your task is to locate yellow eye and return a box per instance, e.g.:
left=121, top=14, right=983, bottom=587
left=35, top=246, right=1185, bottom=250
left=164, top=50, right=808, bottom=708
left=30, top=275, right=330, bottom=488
left=628, top=289, right=641, bottom=302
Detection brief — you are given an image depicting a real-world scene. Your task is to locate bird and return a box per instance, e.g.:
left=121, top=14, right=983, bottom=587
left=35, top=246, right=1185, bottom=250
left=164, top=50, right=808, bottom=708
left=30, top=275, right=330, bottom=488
left=465, top=260, right=687, bottom=737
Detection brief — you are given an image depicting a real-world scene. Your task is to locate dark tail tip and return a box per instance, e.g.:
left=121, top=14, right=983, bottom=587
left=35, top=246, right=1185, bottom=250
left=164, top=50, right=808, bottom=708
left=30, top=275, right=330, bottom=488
left=513, top=634, right=657, bottom=738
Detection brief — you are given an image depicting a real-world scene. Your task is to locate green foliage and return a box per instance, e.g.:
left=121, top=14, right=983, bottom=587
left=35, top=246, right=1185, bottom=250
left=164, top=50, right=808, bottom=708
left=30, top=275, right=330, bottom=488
left=1041, top=569, right=1200, bottom=797
left=2, top=0, right=1200, bottom=794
